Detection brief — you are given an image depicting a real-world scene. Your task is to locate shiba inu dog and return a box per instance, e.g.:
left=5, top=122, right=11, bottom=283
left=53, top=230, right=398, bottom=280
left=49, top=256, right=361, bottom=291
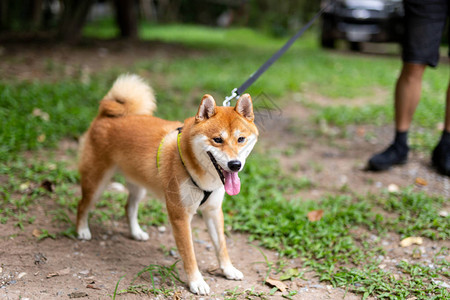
left=76, top=74, right=258, bottom=295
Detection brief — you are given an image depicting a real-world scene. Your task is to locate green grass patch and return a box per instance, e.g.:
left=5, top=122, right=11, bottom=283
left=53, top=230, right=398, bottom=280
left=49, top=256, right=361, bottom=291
left=223, top=153, right=449, bottom=299
left=379, top=189, right=449, bottom=240
left=0, top=156, right=166, bottom=232
left=0, top=156, right=78, bottom=229
left=0, top=80, right=104, bottom=161
left=116, top=261, right=184, bottom=297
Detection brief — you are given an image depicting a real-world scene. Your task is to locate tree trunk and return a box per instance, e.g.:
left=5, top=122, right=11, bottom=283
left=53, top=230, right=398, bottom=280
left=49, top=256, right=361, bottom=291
left=139, top=0, right=156, bottom=22
left=58, top=0, right=94, bottom=42
left=114, top=0, right=138, bottom=39
left=0, top=0, right=9, bottom=31
left=31, top=0, right=43, bottom=30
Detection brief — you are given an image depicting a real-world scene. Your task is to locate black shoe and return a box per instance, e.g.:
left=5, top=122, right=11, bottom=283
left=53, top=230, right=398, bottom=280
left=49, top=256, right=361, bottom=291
left=432, top=142, right=450, bottom=176
left=368, top=143, right=409, bottom=171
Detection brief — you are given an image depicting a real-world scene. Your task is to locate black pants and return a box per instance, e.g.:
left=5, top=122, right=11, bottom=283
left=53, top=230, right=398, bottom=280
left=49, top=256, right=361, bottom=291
left=402, top=0, right=449, bottom=67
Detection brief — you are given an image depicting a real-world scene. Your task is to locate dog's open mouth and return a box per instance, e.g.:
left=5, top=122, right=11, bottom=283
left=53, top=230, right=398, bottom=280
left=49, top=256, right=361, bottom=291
left=207, top=151, right=241, bottom=196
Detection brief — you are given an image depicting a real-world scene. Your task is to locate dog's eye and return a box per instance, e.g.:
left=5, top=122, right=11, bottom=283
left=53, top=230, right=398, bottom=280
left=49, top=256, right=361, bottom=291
left=238, top=137, right=246, bottom=143
left=213, top=137, right=223, bottom=144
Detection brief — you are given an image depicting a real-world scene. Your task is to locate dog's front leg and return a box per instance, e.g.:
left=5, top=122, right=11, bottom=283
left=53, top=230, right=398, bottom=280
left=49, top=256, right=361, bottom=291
left=166, top=196, right=210, bottom=295
left=202, top=204, right=244, bottom=281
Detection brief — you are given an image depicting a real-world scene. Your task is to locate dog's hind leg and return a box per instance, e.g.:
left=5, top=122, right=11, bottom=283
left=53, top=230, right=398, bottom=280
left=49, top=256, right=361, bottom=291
left=77, top=165, right=115, bottom=240
left=125, top=182, right=149, bottom=241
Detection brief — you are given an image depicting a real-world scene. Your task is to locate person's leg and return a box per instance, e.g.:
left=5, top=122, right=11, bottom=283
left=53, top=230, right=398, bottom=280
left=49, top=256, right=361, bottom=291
left=368, top=0, right=447, bottom=171
left=445, top=78, right=450, bottom=132
left=431, top=0, right=450, bottom=176
left=431, top=81, right=450, bottom=176
left=394, top=63, right=427, bottom=131
left=368, top=63, right=425, bottom=171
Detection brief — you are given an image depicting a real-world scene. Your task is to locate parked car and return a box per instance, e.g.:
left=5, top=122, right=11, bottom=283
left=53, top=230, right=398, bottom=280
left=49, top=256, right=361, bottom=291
left=320, top=0, right=404, bottom=50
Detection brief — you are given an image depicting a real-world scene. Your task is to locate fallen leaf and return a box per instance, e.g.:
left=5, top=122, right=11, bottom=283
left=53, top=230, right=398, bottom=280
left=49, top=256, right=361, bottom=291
left=173, top=291, right=182, bottom=300
left=307, top=209, right=324, bottom=222
left=86, top=284, right=100, bottom=290
left=32, top=229, right=41, bottom=238
left=400, top=237, right=423, bottom=247
left=265, top=277, right=287, bottom=292
left=46, top=272, right=59, bottom=278
left=37, top=134, right=46, bottom=143
left=46, top=267, right=70, bottom=278
left=415, top=177, right=427, bottom=186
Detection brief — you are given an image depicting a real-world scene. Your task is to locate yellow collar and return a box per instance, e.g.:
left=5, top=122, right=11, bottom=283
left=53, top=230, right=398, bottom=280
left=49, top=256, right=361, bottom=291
left=156, top=127, right=185, bottom=172
left=177, top=129, right=185, bottom=166
left=156, top=136, right=165, bottom=171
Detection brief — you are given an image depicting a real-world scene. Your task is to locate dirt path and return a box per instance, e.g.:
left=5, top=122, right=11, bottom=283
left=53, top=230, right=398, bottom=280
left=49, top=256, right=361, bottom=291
left=0, top=213, right=359, bottom=300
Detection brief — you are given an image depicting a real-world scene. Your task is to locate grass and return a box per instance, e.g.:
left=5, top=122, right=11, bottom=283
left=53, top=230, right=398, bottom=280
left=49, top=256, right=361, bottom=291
left=0, top=80, right=105, bottom=161
left=1, top=22, right=449, bottom=299
left=117, top=261, right=184, bottom=297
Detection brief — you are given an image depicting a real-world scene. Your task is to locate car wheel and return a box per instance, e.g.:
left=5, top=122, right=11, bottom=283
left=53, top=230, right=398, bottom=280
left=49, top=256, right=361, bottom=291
left=349, top=41, right=362, bottom=51
left=320, top=18, right=335, bottom=49
left=321, top=36, right=336, bottom=49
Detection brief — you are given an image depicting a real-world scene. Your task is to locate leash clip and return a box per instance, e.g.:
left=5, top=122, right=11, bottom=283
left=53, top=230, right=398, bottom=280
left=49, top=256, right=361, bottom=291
left=223, top=88, right=238, bottom=107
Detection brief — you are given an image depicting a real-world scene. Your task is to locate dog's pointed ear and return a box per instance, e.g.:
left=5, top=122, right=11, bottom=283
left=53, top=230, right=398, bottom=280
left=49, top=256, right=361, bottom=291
left=234, top=93, right=254, bottom=122
left=195, top=94, right=216, bottom=122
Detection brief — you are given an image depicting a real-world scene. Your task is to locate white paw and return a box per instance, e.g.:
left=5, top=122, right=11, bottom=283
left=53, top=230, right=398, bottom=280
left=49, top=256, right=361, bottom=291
left=131, top=228, right=149, bottom=241
left=77, top=228, right=92, bottom=240
left=189, top=278, right=210, bottom=295
left=222, top=265, right=244, bottom=280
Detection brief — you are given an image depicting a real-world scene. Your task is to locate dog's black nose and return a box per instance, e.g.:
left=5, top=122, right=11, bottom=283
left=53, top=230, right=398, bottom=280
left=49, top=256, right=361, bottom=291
left=228, top=160, right=241, bottom=172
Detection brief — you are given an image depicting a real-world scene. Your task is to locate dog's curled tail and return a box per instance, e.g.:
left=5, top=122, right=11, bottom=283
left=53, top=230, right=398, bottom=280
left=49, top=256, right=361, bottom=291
left=99, top=74, right=156, bottom=117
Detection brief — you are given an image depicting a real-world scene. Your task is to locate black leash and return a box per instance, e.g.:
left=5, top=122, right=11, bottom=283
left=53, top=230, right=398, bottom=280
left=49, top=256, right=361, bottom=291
left=223, top=4, right=330, bottom=106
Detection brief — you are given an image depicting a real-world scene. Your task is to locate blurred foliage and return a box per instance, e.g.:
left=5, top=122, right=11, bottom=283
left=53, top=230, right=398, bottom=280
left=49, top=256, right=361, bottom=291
left=0, top=0, right=320, bottom=39
left=247, top=0, right=320, bottom=37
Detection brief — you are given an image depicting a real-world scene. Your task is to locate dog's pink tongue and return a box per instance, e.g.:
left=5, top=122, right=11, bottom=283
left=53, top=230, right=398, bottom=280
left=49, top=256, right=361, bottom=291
left=224, top=171, right=240, bottom=196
